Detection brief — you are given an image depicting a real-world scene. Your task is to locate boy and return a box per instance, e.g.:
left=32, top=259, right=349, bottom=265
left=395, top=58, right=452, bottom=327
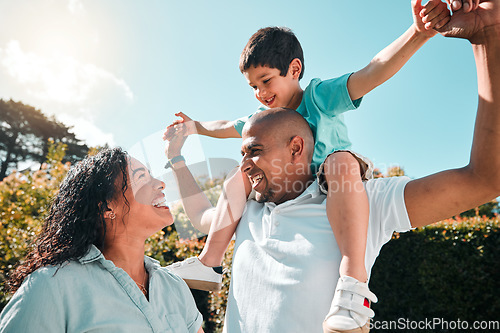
left=165, top=1, right=450, bottom=331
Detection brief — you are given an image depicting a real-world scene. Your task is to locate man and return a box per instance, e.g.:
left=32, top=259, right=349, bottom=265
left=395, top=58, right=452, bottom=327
left=164, top=1, right=500, bottom=332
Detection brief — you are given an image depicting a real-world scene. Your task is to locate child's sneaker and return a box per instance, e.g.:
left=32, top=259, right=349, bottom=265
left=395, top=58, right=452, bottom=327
left=323, top=276, right=378, bottom=333
left=166, top=257, right=223, bottom=291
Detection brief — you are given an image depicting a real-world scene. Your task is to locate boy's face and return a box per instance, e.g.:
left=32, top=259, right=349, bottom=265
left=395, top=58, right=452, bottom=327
left=243, top=63, right=302, bottom=110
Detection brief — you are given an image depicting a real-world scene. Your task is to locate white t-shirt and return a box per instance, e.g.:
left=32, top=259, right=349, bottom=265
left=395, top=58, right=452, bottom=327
left=223, top=176, right=413, bottom=333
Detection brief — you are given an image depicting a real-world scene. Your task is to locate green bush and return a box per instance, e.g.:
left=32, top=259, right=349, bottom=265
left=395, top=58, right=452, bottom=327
left=370, top=217, right=500, bottom=333
left=0, top=141, right=70, bottom=309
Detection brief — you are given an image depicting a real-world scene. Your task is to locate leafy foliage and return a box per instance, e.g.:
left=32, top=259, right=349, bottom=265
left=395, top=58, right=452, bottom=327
left=386, top=166, right=405, bottom=177
left=0, top=141, right=70, bottom=308
left=0, top=99, right=88, bottom=180
left=460, top=199, right=498, bottom=218
left=370, top=217, right=500, bottom=332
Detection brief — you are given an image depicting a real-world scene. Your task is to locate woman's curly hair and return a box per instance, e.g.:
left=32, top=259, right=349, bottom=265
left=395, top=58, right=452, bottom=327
left=8, top=147, right=129, bottom=293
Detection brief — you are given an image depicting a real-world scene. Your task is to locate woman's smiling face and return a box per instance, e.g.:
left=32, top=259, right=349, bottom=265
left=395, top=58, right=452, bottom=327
left=110, top=157, right=173, bottom=238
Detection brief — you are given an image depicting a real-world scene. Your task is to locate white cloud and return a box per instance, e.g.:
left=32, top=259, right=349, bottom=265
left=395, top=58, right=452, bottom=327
left=68, top=0, right=85, bottom=14
left=0, top=40, right=133, bottom=105
left=58, top=113, right=115, bottom=147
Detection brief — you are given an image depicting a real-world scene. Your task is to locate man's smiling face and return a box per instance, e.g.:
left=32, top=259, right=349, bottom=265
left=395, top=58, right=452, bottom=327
left=240, top=122, right=296, bottom=204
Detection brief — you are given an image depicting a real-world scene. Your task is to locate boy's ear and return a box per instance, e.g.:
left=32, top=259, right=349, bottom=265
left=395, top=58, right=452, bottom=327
left=289, top=58, right=302, bottom=79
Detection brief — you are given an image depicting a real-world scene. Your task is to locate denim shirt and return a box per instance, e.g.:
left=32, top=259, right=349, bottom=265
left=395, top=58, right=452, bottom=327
left=0, top=245, right=202, bottom=333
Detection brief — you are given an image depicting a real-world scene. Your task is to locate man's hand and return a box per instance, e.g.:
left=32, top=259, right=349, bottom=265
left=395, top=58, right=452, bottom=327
left=405, top=0, right=500, bottom=228
left=163, top=121, right=189, bottom=159
left=446, top=0, right=480, bottom=12
left=438, top=0, right=500, bottom=43
left=412, top=0, right=451, bottom=36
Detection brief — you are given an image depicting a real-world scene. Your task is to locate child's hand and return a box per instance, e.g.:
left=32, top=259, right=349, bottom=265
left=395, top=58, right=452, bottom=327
left=412, top=0, right=451, bottom=36
left=164, top=112, right=197, bottom=141
left=445, top=0, right=480, bottom=13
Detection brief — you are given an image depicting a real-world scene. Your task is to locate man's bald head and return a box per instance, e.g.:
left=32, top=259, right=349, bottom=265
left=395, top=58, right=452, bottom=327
left=242, top=107, right=314, bottom=162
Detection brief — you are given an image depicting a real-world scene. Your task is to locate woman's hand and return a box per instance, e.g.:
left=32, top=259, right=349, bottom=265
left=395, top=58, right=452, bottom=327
left=163, top=121, right=189, bottom=159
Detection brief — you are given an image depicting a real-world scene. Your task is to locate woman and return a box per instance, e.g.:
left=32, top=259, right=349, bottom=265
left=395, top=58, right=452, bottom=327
left=0, top=148, right=203, bottom=333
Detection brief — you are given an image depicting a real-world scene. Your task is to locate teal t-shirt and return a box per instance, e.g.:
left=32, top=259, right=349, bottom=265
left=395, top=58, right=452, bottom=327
left=234, top=73, right=361, bottom=170
left=0, top=245, right=203, bottom=333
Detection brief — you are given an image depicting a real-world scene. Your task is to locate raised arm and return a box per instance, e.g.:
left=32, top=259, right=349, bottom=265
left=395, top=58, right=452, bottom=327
left=163, top=123, right=250, bottom=234
left=405, top=0, right=500, bottom=227
left=347, top=0, right=450, bottom=101
left=164, top=124, right=215, bottom=234
left=165, top=112, right=241, bottom=139
left=195, top=119, right=241, bottom=138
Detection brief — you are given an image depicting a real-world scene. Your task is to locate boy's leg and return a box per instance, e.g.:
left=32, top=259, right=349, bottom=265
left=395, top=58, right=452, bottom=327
left=167, top=168, right=250, bottom=290
left=324, top=151, right=369, bottom=282
left=320, top=151, right=376, bottom=332
left=199, top=168, right=249, bottom=266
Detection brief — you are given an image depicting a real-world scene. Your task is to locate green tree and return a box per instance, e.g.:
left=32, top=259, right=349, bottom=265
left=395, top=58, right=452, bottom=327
left=0, top=99, right=88, bottom=180
left=0, top=141, right=70, bottom=308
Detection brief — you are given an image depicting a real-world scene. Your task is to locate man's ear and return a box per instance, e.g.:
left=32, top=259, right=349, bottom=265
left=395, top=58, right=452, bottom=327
left=289, top=135, right=305, bottom=161
left=289, top=58, right=302, bottom=80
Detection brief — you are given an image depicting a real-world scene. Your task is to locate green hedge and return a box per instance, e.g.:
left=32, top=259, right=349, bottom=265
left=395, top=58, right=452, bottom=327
left=370, top=218, right=500, bottom=333
left=164, top=214, right=500, bottom=333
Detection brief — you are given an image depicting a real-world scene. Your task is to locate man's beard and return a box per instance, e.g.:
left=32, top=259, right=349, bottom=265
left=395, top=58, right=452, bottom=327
left=255, top=187, right=275, bottom=203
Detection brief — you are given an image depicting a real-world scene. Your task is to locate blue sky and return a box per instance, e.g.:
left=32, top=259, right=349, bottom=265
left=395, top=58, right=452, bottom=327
left=0, top=0, right=478, bottom=180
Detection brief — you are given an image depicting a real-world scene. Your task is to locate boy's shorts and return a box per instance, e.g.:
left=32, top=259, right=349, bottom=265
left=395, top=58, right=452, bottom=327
left=316, top=150, right=374, bottom=195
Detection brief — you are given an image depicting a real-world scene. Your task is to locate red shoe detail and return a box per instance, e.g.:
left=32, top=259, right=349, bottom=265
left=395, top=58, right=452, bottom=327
left=364, top=298, right=370, bottom=308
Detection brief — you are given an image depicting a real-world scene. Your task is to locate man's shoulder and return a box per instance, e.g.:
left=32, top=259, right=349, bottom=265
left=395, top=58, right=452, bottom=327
left=365, top=176, right=411, bottom=196
left=365, top=176, right=413, bottom=233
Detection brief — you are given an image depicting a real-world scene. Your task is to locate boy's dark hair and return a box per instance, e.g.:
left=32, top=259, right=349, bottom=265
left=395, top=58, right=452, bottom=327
left=239, top=26, right=305, bottom=80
